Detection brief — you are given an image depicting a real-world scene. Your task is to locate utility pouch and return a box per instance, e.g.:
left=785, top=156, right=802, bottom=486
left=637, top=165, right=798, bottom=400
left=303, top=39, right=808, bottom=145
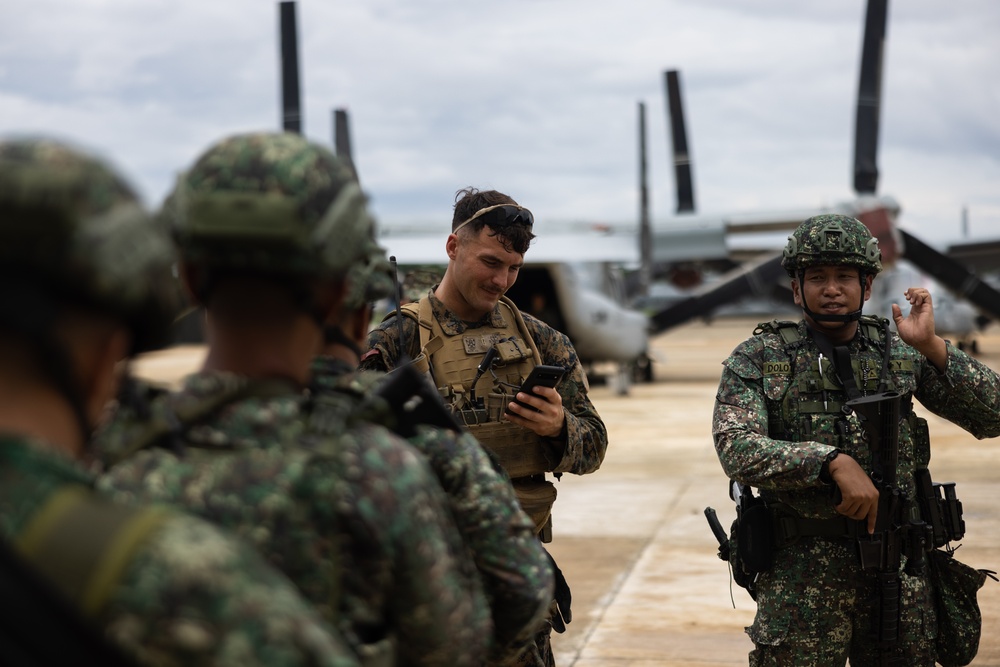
left=915, top=467, right=966, bottom=548
left=737, top=497, right=775, bottom=574
left=928, top=547, right=997, bottom=667
left=512, top=478, right=557, bottom=542
left=706, top=484, right=775, bottom=601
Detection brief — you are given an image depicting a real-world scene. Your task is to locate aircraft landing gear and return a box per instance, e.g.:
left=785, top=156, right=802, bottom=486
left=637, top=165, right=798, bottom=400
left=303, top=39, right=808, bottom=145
left=957, top=338, right=980, bottom=355
left=631, top=352, right=654, bottom=384
left=613, top=363, right=631, bottom=396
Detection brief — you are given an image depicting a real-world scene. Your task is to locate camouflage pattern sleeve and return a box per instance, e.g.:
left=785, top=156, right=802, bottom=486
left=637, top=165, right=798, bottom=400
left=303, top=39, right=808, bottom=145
left=913, top=339, right=1000, bottom=438
left=359, top=313, right=421, bottom=372
left=319, top=422, right=491, bottom=666
left=103, top=514, right=359, bottom=667
left=712, top=336, right=837, bottom=490
left=406, top=425, right=554, bottom=663
left=522, top=314, right=608, bottom=476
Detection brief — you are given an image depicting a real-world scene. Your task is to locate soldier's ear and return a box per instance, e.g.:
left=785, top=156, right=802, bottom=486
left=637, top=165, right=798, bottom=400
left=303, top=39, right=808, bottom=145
left=445, top=233, right=460, bottom=261
left=863, top=274, right=874, bottom=301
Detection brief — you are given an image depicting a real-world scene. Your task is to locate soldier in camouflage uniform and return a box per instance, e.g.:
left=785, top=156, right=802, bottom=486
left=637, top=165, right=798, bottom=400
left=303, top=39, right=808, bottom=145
left=0, top=137, right=359, bottom=667
left=360, top=187, right=608, bottom=667
left=93, top=132, right=489, bottom=667
left=310, top=231, right=555, bottom=664
left=712, top=214, right=1000, bottom=666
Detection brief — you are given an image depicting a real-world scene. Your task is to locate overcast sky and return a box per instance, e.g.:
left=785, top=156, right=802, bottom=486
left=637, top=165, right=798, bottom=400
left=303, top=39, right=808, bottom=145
left=2, top=0, right=998, bottom=248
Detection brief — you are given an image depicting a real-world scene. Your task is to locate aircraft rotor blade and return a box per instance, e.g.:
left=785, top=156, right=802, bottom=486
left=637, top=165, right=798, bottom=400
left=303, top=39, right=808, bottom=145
left=898, top=229, right=1000, bottom=321
left=853, top=0, right=888, bottom=195
left=279, top=1, right=302, bottom=134
left=333, top=108, right=360, bottom=183
left=649, top=253, right=786, bottom=335
left=638, top=101, right=652, bottom=297
left=664, top=70, right=695, bottom=213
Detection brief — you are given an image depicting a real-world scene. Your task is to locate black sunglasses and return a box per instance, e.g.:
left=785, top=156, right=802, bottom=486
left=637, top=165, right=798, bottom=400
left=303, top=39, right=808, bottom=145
left=453, top=204, right=534, bottom=233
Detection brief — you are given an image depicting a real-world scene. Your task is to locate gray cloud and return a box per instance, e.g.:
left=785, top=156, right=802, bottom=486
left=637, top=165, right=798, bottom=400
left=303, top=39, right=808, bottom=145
left=2, top=0, right=998, bottom=245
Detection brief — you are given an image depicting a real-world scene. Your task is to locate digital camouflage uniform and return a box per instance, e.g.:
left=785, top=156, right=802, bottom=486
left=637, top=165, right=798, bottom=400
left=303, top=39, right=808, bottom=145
left=93, top=132, right=489, bottom=667
left=95, top=373, right=486, bottom=666
left=0, top=137, right=358, bottom=667
left=360, top=289, right=608, bottom=667
left=1, top=436, right=359, bottom=667
left=310, top=354, right=556, bottom=664
left=712, top=215, right=1000, bottom=666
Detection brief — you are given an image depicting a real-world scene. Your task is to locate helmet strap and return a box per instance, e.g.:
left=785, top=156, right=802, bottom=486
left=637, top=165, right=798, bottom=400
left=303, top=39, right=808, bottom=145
left=797, top=271, right=866, bottom=323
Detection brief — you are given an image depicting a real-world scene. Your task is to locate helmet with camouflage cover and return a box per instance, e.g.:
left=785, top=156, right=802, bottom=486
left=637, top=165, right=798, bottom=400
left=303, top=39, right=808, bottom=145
left=0, top=137, right=180, bottom=353
left=344, top=236, right=393, bottom=310
left=781, top=214, right=882, bottom=277
left=165, top=131, right=376, bottom=281
left=782, top=214, right=881, bottom=323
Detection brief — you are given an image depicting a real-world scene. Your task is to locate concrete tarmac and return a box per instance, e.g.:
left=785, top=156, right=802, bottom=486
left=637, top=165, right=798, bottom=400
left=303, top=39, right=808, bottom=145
left=130, top=316, right=1000, bottom=666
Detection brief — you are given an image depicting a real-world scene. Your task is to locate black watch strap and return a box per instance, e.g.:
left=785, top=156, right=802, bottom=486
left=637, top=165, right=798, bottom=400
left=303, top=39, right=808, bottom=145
left=819, top=449, right=840, bottom=484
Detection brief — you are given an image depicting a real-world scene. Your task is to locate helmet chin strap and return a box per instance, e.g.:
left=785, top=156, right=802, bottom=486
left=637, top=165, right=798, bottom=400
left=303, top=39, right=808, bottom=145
left=798, top=271, right=867, bottom=323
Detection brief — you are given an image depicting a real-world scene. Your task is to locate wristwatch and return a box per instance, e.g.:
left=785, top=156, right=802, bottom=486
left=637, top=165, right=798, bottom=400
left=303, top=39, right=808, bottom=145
left=819, top=449, right=840, bottom=484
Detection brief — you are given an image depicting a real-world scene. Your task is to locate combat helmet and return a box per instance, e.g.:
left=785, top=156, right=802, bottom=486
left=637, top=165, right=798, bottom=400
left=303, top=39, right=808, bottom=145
left=781, top=214, right=881, bottom=323
left=0, top=137, right=180, bottom=354
left=344, top=235, right=393, bottom=311
left=781, top=214, right=882, bottom=277
left=0, top=137, right=181, bottom=440
left=165, top=132, right=376, bottom=286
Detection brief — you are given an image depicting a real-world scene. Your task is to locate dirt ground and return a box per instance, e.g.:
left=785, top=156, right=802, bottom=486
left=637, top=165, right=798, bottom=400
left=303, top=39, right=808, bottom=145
left=131, top=316, right=1000, bottom=666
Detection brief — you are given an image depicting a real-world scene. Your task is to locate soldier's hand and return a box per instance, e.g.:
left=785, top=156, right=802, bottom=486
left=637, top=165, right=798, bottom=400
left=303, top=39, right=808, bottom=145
left=829, top=454, right=879, bottom=534
left=505, top=385, right=566, bottom=438
left=892, top=287, right=948, bottom=371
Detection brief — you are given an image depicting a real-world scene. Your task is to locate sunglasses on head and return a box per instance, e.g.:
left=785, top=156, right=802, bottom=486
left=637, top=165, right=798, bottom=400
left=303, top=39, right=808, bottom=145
left=453, top=204, right=534, bottom=233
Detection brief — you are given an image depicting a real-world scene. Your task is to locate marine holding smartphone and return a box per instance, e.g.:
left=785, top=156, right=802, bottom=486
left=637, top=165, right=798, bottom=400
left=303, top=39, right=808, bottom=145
left=360, top=187, right=608, bottom=667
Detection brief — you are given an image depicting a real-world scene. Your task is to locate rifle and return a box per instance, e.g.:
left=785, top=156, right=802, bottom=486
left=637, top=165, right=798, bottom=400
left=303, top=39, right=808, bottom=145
left=369, top=362, right=463, bottom=438
left=846, top=391, right=930, bottom=666
left=369, top=256, right=464, bottom=439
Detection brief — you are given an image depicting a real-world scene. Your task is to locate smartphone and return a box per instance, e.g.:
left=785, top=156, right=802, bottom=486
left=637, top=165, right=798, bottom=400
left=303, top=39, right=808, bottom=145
left=507, top=365, right=566, bottom=413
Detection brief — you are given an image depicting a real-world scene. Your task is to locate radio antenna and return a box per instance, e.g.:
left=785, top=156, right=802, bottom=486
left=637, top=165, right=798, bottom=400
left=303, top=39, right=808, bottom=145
left=389, top=256, right=409, bottom=365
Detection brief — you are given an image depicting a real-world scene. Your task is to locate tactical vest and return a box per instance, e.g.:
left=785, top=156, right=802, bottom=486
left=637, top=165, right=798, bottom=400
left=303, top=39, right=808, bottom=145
left=754, top=318, right=930, bottom=511
left=400, top=295, right=559, bottom=540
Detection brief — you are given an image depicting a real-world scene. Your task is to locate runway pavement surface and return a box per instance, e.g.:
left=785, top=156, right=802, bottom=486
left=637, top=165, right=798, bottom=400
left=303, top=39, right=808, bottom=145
left=131, top=316, right=1000, bottom=666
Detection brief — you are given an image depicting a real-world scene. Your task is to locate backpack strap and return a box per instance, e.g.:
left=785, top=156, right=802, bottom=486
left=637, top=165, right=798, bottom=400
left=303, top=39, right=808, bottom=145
left=15, top=485, right=170, bottom=618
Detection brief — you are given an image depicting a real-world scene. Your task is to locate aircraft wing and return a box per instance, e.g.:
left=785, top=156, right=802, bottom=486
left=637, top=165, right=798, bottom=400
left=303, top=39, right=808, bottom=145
left=899, top=229, right=1000, bottom=321
left=946, top=237, right=1000, bottom=276
left=648, top=252, right=787, bottom=335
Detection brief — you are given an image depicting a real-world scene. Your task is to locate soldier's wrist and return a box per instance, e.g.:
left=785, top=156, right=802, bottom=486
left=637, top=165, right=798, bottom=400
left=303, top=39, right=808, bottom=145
left=819, top=449, right=840, bottom=484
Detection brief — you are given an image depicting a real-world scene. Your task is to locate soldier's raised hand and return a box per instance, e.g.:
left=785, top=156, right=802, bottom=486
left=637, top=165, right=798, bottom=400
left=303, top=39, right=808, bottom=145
left=892, top=287, right=948, bottom=371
